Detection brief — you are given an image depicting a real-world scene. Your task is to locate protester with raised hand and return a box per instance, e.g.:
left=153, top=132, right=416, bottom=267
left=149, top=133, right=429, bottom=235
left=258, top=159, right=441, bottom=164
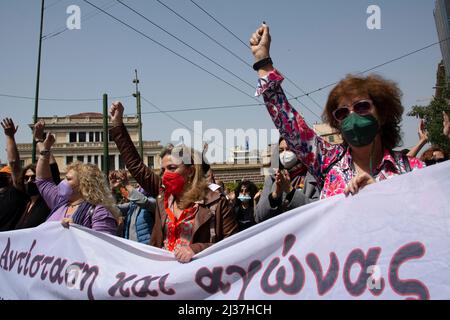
left=406, top=119, right=429, bottom=158
left=35, top=121, right=119, bottom=234
left=0, top=118, right=27, bottom=231
left=109, top=101, right=238, bottom=263
left=255, top=137, right=320, bottom=223
left=14, top=120, right=62, bottom=229
left=250, top=23, right=424, bottom=198
left=109, top=169, right=156, bottom=243
left=443, top=111, right=450, bottom=140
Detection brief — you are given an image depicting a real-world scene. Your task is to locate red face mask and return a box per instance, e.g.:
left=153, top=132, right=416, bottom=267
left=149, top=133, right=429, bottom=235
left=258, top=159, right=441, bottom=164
left=162, top=171, right=186, bottom=195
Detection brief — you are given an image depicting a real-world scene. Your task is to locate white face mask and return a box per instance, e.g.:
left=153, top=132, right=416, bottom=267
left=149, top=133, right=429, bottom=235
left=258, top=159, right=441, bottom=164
left=279, top=151, right=298, bottom=169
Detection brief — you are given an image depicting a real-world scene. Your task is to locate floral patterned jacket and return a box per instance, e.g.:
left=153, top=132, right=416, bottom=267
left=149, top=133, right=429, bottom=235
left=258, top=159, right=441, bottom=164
left=256, top=69, right=424, bottom=199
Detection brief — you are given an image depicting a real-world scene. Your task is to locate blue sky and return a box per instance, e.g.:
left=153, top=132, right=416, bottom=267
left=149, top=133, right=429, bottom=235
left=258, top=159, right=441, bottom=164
left=0, top=0, right=442, bottom=162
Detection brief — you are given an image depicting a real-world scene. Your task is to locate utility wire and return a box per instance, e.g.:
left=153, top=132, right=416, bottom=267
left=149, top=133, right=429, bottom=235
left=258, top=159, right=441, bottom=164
left=292, top=36, right=450, bottom=100
left=150, top=0, right=320, bottom=121
left=141, top=96, right=228, bottom=153
left=155, top=1, right=450, bottom=105
left=141, top=96, right=193, bottom=132
left=2, top=33, right=444, bottom=108
left=43, top=0, right=117, bottom=40
left=0, top=93, right=132, bottom=102
left=188, top=0, right=324, bottom=112
left=82, top=0, right=263, bottom=106
left=116, top=0, right=257, bottom=93
left=138, top=102, right=264, bottom=115
left=117, top=0, right=319, bottom=122
left=155, top=0, right=253, bottom=73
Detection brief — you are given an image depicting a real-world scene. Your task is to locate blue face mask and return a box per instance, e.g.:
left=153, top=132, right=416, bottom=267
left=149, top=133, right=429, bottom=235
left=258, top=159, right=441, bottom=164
left=238, top=194, right=252, bottom=202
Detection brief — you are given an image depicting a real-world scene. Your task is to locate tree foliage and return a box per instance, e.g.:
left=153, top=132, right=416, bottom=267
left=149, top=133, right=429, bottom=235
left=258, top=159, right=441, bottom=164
left=407, top=64, right=450, bottom=154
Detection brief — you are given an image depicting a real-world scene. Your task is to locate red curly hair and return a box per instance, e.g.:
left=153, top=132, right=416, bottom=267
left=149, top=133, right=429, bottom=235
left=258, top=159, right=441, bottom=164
left=323, top=74, right=404, bottom=150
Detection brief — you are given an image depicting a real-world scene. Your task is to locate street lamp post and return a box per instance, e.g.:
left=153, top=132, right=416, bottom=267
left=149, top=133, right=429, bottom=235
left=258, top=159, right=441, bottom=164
left=133, top=69, right=144, bottom=158
left=32, top=0, right=45, bottom=164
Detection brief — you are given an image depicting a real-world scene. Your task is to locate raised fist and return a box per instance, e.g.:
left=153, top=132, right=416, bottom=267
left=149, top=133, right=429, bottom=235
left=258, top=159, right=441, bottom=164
left=110, top=101, right=125, bottom=126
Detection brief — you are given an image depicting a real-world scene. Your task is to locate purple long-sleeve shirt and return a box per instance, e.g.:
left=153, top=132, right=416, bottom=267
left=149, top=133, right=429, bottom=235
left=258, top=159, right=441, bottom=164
left=36, top=178, right=117, bottom=235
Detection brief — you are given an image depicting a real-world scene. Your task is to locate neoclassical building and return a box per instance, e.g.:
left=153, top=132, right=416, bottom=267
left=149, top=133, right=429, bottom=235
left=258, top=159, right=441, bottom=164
left=17, top=112, right=163, bottom=173
left=16, top=114, right=339, bottom=185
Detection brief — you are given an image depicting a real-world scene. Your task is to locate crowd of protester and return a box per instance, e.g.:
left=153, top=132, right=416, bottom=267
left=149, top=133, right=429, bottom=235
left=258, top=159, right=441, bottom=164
left=1, top=23, right=449, bottom=263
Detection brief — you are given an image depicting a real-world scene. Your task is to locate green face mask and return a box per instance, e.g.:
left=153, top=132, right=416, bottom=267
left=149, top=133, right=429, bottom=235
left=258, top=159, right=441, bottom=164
left=340, top=113, right=379, bottom=147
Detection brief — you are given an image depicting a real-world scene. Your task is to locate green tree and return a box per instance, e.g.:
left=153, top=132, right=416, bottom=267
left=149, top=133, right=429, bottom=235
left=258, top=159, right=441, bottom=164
left=407, top=65, right=450, bottom=154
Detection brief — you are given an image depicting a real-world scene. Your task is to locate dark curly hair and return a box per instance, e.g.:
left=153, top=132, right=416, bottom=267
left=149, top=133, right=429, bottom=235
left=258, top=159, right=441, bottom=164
left=234, top=180, right=258, bottom=208
left=323, top=74, right=404, bottom=150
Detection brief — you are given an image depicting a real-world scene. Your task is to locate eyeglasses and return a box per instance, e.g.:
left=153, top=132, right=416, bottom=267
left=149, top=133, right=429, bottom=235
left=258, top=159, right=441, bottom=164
left=425, top=158, right=447, bottom=166
left=332, top=100, right=373, bottom=122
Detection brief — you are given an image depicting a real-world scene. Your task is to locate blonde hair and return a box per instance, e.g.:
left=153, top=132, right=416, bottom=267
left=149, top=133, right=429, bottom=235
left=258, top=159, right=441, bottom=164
left=166, top=145, right=209, bottom=210
left=66, top=162, right=121, bottom=219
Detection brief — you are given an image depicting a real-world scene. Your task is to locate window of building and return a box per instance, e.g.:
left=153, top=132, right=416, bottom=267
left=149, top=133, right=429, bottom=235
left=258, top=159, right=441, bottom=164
left=89, top=132, right=94, bottom=142
left=66, top=156, right=73, bottom=165
left=147, top=156, right=154, bottom=169
left=94, top=155, right=98, bottom=165
left=119, top=155, right=125, bottom=169
left=69, top=132, right=77, bottom=143
left=95, top=132, right=100, bottom=142
left=77, top=156, right=84, bottom=163
left=109, top=155, right=116, bottom=171
left=87, top=155, right=92, bottom=163
left=79, top=132, right=86, bottom=143
left=328, top=135, right=335, bottom=143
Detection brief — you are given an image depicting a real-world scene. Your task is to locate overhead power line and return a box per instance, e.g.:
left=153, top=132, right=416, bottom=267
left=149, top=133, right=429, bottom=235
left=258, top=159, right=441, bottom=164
left=115, top=0, right=257, bottom=92
left=188, top=0, right=324, bottom=113
left=82, top=0, right=263, bottom=106
left=292, top=36, right=450, bottom=100
left=153, top=0, right=320, bottom=120
left=2, top=34, right=445, bottom=108
left=43, top=1, right=118, bottom=40
left=141, top=96, right=228, bottom=153
left=0, top=93, right=132, bottom=102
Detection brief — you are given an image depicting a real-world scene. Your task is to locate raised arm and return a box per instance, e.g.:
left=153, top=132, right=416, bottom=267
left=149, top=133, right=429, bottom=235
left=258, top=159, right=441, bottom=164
left=109, top=102, right=161, bottom=198
left=407, top=119, right=428, bottom=158
left=34, top=120, right=61, bottom=184
left=35, top=121, right=54, bottom=181
left=443, top=111, right=450, bottom=141
left=249, top=24, right=344, bottom=185
left=1, top=118, right=22, bottom=190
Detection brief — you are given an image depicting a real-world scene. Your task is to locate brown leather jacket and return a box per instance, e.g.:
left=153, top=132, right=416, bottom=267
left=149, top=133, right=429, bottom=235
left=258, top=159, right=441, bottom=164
left=110, top=124, right=238, bottom=253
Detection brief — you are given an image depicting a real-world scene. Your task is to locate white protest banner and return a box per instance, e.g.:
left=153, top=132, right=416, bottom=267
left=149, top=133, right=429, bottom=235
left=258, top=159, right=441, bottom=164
left=1, top=161, right=449, bottom=300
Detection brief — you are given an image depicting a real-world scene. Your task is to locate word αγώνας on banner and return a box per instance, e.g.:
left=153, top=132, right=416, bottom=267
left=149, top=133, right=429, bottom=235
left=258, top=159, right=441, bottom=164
left=0, top=161, right=449, bottom=300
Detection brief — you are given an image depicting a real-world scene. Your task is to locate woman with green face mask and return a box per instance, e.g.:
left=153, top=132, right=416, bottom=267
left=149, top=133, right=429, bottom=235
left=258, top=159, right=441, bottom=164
left=249, top=23, right=425, bottom=199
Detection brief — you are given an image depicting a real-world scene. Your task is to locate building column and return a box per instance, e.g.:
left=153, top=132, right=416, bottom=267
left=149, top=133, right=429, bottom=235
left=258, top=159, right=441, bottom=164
left=115, top=155, right=119, bottom=171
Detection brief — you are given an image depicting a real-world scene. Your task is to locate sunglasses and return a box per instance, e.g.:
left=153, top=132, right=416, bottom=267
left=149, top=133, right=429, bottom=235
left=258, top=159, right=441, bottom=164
left=425, top=158, right=447, bottom=166
left=333, top=100, right=373, bottom=122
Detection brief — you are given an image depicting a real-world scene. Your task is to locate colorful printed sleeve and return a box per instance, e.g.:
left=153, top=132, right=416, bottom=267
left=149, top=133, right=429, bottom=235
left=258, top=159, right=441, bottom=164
left=256, top=69, right=345, bottom=186
left=408, top=156, right=425, bottom=171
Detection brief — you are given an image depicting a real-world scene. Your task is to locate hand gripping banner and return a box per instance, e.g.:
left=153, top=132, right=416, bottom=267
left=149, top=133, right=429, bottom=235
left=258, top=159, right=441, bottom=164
left=1, top=162, right=449, bottom=300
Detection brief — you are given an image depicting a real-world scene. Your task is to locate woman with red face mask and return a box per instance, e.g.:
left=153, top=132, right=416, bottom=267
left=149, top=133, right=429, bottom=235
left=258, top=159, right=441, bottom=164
left=109, top=102, right=238, bottom=263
